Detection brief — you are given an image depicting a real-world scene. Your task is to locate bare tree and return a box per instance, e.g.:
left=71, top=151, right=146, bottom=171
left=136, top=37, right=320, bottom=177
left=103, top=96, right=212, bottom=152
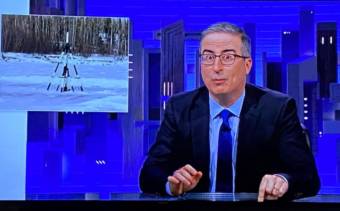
left=2, top=14, right=129, bottom=57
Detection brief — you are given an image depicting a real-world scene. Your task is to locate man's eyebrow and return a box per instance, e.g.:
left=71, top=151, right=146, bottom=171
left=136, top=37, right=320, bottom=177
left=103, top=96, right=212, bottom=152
left=201, top=49, right=214, bottom=54
left=201, top=49, right=236, bottom=54
left=221, top=49, right=236, bottom=53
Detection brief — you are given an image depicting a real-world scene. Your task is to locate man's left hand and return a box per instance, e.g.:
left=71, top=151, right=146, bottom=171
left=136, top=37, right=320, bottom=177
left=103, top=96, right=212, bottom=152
left=257, top=174, right=288, bottom=202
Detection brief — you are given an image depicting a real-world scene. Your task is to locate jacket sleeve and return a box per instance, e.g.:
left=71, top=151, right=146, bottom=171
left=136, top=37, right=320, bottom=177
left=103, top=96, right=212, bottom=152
left=276, top=98, right=320, bottom=200
left=139, top=97, right=180, bottom=195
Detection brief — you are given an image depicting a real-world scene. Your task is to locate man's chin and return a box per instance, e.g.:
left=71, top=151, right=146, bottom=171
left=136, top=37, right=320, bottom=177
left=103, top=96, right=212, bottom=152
left=210, top=90, right=230, bottom=97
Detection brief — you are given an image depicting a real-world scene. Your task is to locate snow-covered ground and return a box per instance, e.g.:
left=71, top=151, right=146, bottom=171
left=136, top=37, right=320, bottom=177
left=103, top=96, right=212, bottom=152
left=0, top=52, right=128, bottom=112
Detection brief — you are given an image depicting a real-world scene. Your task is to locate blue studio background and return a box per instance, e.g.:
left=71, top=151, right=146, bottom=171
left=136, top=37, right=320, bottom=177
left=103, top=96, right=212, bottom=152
left=17, top=0, right=340, bottom=199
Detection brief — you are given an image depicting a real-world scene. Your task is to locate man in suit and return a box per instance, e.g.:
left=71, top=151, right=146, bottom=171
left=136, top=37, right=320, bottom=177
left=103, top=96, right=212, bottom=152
left=139, top=22, right=320, bottom=201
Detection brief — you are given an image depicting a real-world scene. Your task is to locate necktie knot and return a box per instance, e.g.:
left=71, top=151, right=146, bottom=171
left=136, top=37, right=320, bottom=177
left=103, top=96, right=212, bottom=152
left=220, top=109, right=232, bottom=131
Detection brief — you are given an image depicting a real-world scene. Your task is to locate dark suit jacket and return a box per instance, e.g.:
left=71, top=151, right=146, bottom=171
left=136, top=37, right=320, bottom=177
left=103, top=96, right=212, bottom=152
left=139, top=84, right=320, bottom=199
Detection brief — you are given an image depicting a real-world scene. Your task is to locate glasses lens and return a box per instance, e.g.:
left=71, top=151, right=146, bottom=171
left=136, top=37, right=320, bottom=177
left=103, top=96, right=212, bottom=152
left=201, top=54, right=215, bottom=64
left=220, top=54, right=235, bottom=65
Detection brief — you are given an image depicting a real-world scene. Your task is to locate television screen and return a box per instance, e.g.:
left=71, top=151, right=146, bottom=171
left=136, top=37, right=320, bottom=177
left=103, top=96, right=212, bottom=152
left=0, top=14, right=129, bottom=112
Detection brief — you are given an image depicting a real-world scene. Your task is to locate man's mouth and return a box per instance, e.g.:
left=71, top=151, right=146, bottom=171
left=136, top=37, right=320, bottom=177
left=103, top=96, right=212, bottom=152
left=212, top=78, right=226, bottom=83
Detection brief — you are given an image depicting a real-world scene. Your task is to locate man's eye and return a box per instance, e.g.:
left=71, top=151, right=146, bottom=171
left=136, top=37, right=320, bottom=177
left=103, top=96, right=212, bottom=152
left=205, top=55, right=214, bottom=60
left=221, top=54, right=232, bottom=60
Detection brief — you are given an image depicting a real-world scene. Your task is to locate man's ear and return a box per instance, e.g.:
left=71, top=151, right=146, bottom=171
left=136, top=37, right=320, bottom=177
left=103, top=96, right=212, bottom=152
left=245, top=58, right=252, bottom=75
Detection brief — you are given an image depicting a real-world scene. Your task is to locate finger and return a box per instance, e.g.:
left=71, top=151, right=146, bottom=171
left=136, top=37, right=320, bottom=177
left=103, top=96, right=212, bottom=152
left=265, top=195, right=279, bottom=200
left=194, top=171, right=203, bottom=179
left=278, top=182, right=288, bottom=197
left=265, top=176, right=275, bottom=194
left=191, top=171, right=203, bottom=185
left=270, top=177, right=282, bottom=196
left=272, top=176, right=288, bottom=197
left=178, top=182, right=183, bottom=195
left=179, top=168, right=196, bottom=184
left=168, top=176, right=180, bottom=184
left=168, top=177, right=181, bottom=196
left=171, top=184, right=180, bottom=196
left=272, top=176, right=285, bottom=196
left=272, top=187, right=279, bottom=196
left=274, top=176, right=284, bottom=188
left=258, top=176, right=268, bottom=202
left=183, top=164, right=198, bottom=176
left=174, top=171, right=192, bottom=186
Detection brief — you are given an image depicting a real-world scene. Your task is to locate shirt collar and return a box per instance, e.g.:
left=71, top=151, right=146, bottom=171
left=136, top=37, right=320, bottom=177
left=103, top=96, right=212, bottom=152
left=209, top=90, right=245, bottom=120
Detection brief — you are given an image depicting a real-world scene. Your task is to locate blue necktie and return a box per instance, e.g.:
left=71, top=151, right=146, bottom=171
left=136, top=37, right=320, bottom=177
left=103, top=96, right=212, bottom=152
left=216, top=109, right=233, bottom=192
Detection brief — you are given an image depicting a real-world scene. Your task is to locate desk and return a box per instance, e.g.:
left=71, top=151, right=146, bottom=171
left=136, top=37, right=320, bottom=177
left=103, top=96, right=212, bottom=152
left=1, top=193, right=339, bottom=211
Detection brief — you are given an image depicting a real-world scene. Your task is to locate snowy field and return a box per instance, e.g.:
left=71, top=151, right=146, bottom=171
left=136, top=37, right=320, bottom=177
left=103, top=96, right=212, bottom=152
left=0, top=52, right=128, bottom=112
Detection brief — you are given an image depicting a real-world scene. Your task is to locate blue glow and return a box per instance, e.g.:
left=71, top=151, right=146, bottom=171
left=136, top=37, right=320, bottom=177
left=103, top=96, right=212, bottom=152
left=0, top=112, right=27, bottom=200
left=315, top=134, right=340, bottom=194
left=0, top=1, right=29, bottom=14
left=0, top=0, right=29, bottom=200
left=23, top=0, right=340, bottom=198
left=185, top=40, right=199, bottom=90
left=86, top=0, right=340, bottom=87
left=26, top=113, right=130, bottom=198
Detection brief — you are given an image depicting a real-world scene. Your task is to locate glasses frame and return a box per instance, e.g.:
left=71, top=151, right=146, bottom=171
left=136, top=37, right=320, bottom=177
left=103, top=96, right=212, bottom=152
left=199, top=53, right=249, bottom=66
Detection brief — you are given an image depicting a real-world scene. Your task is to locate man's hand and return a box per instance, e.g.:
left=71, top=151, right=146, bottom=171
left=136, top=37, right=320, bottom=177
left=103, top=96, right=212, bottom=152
left=257, top=174, right=289, bottom=202
left=167, top=164, right=203, bottom=196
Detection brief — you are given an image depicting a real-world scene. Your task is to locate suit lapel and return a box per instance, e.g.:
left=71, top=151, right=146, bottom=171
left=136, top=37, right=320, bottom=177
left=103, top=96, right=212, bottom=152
left=236, top=84, right=260, bottom=189
left=190, top=88, right=210, bottom=187
left=238, top=88, right=260, bottom=148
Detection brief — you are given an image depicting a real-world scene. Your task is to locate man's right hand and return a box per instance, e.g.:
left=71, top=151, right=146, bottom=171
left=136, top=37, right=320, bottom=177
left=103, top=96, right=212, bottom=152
left=167, top=164, right=203, bottom=196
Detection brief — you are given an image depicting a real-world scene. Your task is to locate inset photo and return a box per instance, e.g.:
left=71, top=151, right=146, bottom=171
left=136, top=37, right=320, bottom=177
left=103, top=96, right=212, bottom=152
left=0, top=14, right=129, bottom=112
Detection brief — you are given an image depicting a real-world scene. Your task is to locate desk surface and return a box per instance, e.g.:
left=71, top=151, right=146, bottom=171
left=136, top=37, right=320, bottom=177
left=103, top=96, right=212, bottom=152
left=26, top=192, right=340, bottom=202
left=1, top=193, right=339, bottom=211
left=110, top=192, right=259, bottom=201
left=110, top=192, right=340, bottom=203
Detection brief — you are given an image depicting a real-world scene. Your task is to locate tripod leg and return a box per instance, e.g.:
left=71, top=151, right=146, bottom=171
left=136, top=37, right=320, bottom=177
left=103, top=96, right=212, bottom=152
left=54, top=63, right=60, bottom=73
left=73, top=65, right=79, bottom=75
left=73, top=65, right=84, bottom=91
left=47, top=62, right=61, bottom=90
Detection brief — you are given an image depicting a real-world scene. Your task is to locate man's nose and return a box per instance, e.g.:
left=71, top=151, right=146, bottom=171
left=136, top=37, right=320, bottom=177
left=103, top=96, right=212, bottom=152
left=212, top=57, right=223, bottom=72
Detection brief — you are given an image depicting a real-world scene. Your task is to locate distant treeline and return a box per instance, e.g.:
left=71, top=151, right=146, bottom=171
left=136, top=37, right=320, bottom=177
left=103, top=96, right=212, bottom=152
left=1, top=15, right=129, bottom=56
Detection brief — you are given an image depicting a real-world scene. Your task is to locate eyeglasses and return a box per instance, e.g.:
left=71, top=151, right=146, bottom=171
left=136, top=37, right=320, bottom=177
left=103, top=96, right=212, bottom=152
left=200, top=53, right=249, bottom=66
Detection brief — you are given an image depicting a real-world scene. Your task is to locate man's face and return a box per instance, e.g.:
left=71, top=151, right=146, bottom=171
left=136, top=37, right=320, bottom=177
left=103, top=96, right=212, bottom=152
left=200, top=32, right=252, bottom=99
